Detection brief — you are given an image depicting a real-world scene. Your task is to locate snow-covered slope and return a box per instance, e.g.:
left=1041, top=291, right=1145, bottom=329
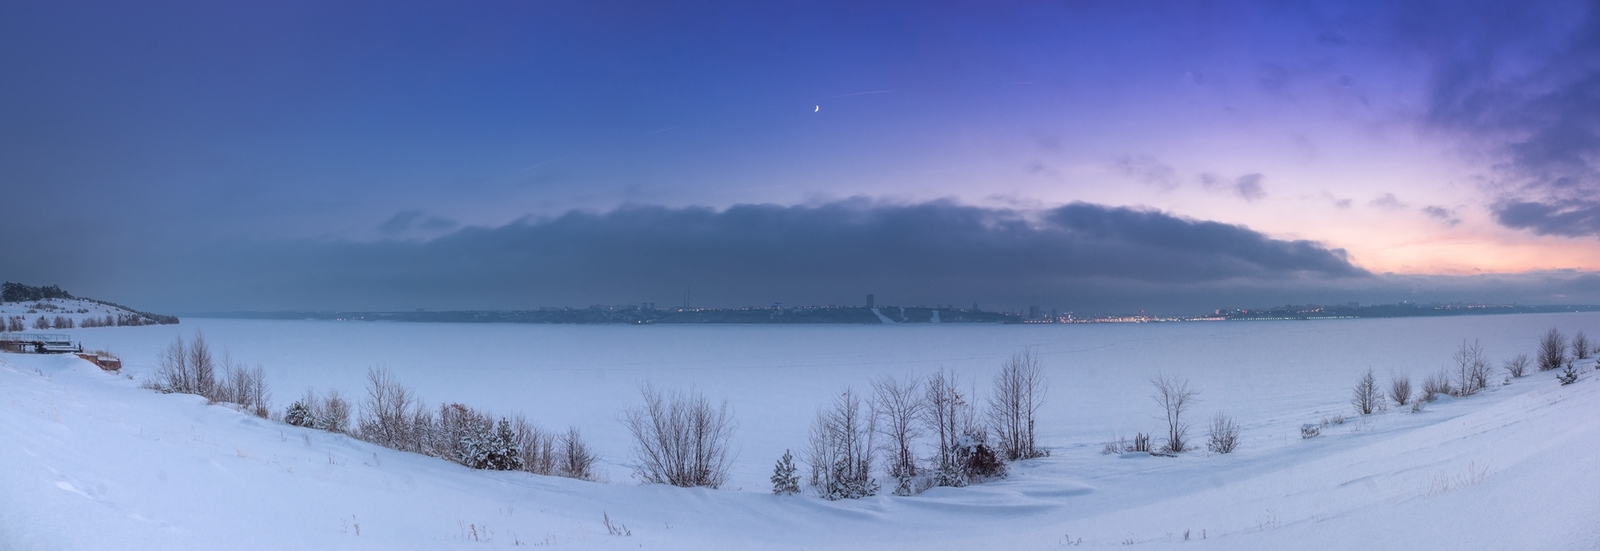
left=2, top=327, right=1597, bottom=549
left=0, top=297, right=170, bottom=329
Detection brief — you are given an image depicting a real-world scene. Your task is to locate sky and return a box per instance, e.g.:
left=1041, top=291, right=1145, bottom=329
left=2, top=0, right=1599, bottom=314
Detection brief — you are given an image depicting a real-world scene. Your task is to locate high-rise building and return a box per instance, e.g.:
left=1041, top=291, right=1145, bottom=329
left=867, top=294, right=875, bottom=308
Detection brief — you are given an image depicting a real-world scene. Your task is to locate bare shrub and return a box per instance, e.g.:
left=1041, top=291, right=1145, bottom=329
left=1503, top=353, right=1531, bottom=378
left=807, top=387, right=877, bottom=499
left=870, top=375, right=924, bottom=496
left=1573, top=331, right=1593, bottom=361
left=1389, top=374, right=1412, bottom=406
left=1101, top=435, right=1127, bottom=455
left=511, top=417, right=556, bottom=476
left=1352, top=368, right=1381, bottom=415
left=1206, top=411, right=1240, bottom=454
left=1421, top=369, right=1452, bottom=401
left=1300, top=424, right=1320, bottom=439
left=319, top=390, right=352, bottom=434
left=358, top=367, right=421, bottom=452
left=987, top=352, right=1048, bottom=461
left=1151, top=375, right=1197, bottom=453
left=557, top=427, right=598, bottom=481
left=1131, top=432, right=1151, bottom=452
left=1451, top=340, right=1491, bottom=396
left=1538, top=328, right=1568, bottom=371
left=923, top=369, right=975, bottom=485
left=216, top=357, right=271, bottom=418
left=623, top=384, right=735, bottom=488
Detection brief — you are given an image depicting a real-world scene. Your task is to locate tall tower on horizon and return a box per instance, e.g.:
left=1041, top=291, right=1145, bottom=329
left=866, top=294, right=875, bottom=308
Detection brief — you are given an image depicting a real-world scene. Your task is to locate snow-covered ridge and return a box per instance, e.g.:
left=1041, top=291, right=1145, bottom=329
left=0, top=297, right=176, bottom=330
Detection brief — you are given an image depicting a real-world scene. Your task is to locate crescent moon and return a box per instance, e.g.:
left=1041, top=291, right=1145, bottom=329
left=814, top=105, right=820, bottom=112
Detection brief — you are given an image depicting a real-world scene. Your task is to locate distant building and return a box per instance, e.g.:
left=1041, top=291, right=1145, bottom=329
left=1029, top=305, right=1040, bottom=319
left=867, top=294, right=875, bottom=308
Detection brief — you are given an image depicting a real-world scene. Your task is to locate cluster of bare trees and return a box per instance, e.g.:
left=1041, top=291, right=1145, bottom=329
left=4, top=316, right=22, bottom=331
left=1363, top=328, right=1593, bottom=417
left=623, top=384, right=734, bottom=488
left=772, top=353, right=1049, bottom=499
left=353, top=367, right=598, bottom=478
left=808, top=387, right=878, bottom=499
left=140, top=332, right=271, bottom=418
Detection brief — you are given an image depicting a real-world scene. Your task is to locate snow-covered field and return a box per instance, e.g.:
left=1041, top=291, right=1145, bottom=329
left=3, top=314, right=1598, bottom=549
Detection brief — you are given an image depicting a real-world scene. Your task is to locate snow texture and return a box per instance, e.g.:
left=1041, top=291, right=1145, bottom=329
left=2, top=313, right=1599, bottom=549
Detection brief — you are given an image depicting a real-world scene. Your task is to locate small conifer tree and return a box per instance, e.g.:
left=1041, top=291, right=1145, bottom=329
left=771, top=450, right=800, bottom=495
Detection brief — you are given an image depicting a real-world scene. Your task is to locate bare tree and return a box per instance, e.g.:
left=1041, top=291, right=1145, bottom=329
left=870, top=375, right=923, bottom=496
left=1150, top=375, right=1197, bottom=453
left=1206, top=411, right=1240, bottom=454
left=557, top=427, right=598, bottom=481
left=188, top=331, right=217, bottom=401
left=511, top=416, right=556, bottom=476
left=144, top=337, right=191, bottom=393
left=1503, top=354, right=1531, bottom=378
left=623, top=384, right=735, bottom=489
left=923, top=368, right=974, bottom=483
left=807, top=387, right=876, bottom=499
left=987, top=352, right=1048, bottom=461
left=358, top=367, right=420, bottom=451
left=1451, top=339, right=1491, bottom=396
left=1388, top=374, right=1412, bottom=406
left=1573, top=331, right=1593, bottom=361
left=1538, top=328, right=1568, bottom=371
left=1352, top=368, right=1381, bottom=415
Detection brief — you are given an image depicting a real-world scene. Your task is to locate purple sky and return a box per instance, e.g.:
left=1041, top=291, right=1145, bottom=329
left=3, top=0, right=1598, bottom=313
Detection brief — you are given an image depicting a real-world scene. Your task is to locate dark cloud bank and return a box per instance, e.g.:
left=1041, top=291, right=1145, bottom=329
left=111, top=200, right=1600, bottom=314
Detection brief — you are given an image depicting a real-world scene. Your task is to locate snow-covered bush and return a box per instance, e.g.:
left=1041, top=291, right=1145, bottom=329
left=1151, top=375, right=1197, bottom=453
left=771, top=449, right=801, bottom=495
left=1538, top=328, right=1568, bottom=371
left=1300, top=424, right=1320, bottom=439
left=461, top=418, right=523, bottom=471
left=1503, top=353, right=1531, bottom=378
left=1352, top=369, right=1381, bottom=415
left=284, top=400, right=315, bottom=427
left=1206, top=411, right=1240, bottom=454
left=987, top=352, right=1048, bottom=461
left=623, top=384, right=735, bottom=488
left=955, top=430, right=1006, bottom=482
left=1389, top=375, right=1412, bottom=406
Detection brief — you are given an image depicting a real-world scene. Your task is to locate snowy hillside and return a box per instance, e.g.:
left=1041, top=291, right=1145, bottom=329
left=0, top=297, right=175, bottom=330
left=3, top=317, right=1599, bottom=549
